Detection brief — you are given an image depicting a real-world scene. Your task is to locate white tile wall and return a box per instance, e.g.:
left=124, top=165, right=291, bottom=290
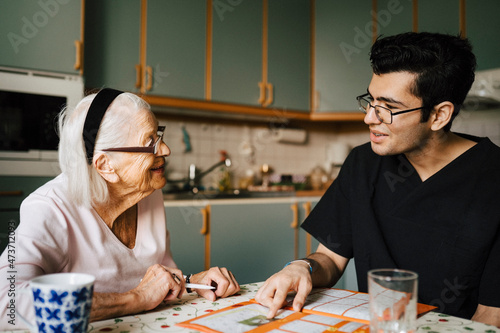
left=159, top=118, right=368, bottom=189
left=451, top=108, right=500, bottom=146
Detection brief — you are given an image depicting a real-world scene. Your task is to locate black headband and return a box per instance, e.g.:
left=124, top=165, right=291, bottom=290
left=83, top=88, right=123, bottom=164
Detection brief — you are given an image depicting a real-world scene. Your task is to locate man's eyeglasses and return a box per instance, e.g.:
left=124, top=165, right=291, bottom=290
left=356, top=93, right=427, bottom=124
left=102, top=126, right=165, bottom=154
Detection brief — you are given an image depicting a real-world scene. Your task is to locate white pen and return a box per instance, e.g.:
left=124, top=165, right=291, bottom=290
left=185, top=283, right=216, bottom=290
left=140, top=274, right=216, bottom=290
left=182, top=275, right=216, bottom=290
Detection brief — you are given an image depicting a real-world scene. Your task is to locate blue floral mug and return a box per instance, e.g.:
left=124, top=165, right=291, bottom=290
left=20, top=273, right=95, bottom=333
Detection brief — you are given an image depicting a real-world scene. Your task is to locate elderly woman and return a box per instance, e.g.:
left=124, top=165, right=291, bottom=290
left=0, top=88, right=239, bottom=328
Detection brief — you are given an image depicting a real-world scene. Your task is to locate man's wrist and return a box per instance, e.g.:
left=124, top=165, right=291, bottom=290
left=284, top=258, right=317, bottom=274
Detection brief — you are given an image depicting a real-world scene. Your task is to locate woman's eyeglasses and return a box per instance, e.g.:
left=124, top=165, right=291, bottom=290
left=102, top=126, right=165, bottom=154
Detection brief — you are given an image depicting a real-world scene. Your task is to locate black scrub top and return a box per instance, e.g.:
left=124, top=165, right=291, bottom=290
left=302, top=134, right=500, bottom=319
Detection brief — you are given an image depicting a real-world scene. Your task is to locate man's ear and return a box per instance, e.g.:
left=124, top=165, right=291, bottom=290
left=94, top=153, right=119, bottom=183
left=430, top=101, right=454, bottom=131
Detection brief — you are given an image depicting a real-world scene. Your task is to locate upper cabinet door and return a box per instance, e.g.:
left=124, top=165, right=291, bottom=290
left=314, top=0, right=373, bottom=112
left=84, top=0, right=141, bottom=92
left=376, top=0, right=413, bottom=37
left=466, top=0, right=500, bottom=70
left=267, top=0, right=310, bottom=111
left=417, top=0, right=459, bottom=34
left=145, top=0, right=206, bottom=99
left=211, top=1, right=263, bottom=106
left=0, top=0, right=82, bottom=74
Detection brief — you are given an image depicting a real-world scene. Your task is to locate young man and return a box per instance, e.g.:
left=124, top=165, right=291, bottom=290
left=255, top=32, right=500, bottom=327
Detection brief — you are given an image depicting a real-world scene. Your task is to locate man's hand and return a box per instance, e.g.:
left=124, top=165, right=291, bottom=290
left=191, top=266, right=240, bottom=301
left=256, top=245, right=349, bottom=319
left=255, top=260, right=313, bottom=319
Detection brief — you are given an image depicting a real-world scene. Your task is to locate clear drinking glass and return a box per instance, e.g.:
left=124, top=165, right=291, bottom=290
left=368, top=269, right=418, bottom=333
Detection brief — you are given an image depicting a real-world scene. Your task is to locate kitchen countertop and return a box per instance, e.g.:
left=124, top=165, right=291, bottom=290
left=163, top=189, right=326, bottom=206
left=295, top=189, right=326, bottom=197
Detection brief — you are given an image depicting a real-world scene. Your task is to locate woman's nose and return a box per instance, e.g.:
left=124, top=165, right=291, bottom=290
left=158, top=141, right=171, bottom=156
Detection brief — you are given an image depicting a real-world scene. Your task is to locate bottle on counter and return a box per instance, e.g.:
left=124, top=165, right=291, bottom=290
left=217, top=150, right=232, bottom=192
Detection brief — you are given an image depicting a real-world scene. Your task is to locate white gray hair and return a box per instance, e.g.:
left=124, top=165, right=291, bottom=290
left=58, top=92, right=152, bottom=208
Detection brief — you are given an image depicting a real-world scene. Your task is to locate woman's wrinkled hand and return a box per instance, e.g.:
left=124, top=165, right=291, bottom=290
left=133, top=264, right=185, bottom=311
left=190, top=267, right=240, bottom=301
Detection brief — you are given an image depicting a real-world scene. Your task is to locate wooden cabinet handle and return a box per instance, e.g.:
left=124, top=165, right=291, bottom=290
left=263, top=82, right=273, bottom=107
left=313, top=90, right=320, bottom=111
left=200, top=204, right=211, bottom=270
left=200, top=207, right=208, bottom=235
left=135, top=64, right=142, bottom=88
left=290, top=202, right=298, bottom=229
left=302, top=201, right=311, bottom=216
left=74, top=40, right=82, bottom=70
left=146, top=66, right=153, bottom=91
left=258, top=81, right=266, bottom=105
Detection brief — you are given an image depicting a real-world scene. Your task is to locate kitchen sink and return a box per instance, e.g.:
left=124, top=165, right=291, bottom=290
left=163, top=189, right=295, bottom=201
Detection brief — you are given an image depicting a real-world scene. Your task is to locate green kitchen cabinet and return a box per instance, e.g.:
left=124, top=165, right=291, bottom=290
left=417, top=0, right=459, bottom=35
left=211, top=0, right=263, bottom=107
left=144, top=0, right=206, bottom=99
left=85, top=0, right=206, bottom=97
left=313, top=0, right=373, bottom=112
left=466, top=1, right=500, bottom=70
left=85, top=0, right=141, bottom=92
left=165, top=203, right=207, bottom=274
left=0, top=176, right=53, bottom=253
left=210, top=202, right=297, bottom=285
left=376, top=0, right=413, bottom=37
left=211, top=0, right=310, bottom=111
left=0, top=0, right=83, bottom=74
left=266, top=0, right=310, bottom=111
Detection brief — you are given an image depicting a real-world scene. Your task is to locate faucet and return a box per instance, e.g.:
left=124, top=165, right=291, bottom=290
left=187, top=158, right=232, bottom=191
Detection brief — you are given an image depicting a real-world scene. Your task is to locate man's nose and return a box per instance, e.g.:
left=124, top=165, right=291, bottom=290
left=364, top=105, right=381, bottom=125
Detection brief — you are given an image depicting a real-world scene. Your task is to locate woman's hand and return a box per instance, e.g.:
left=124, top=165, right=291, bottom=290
left=133, top=264, right=185, bottom=310
left=190, top=267, right=240, bottom=301
left=90, top=264, right=185, bottom=322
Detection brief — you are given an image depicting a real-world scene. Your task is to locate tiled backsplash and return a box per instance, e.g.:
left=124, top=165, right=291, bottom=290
left=158, top=108, right=500, bottom=190
left=451, top=109, right=500, bottom=146
left=158, top=117, right=368, bottom=189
